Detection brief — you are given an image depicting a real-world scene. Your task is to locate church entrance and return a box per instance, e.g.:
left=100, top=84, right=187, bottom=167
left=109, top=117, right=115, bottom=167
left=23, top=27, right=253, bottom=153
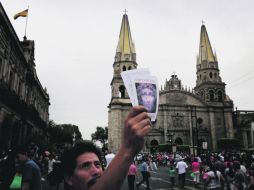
left=150, top=139, right=159, bottom=153
left=174, top=137, right=183, bottom=145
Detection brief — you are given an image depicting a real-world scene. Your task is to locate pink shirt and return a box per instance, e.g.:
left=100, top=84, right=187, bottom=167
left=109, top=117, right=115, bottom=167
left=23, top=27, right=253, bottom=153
left=191, top=161, right=200, bottom=172
left=128, top=163, right=137, bottom=176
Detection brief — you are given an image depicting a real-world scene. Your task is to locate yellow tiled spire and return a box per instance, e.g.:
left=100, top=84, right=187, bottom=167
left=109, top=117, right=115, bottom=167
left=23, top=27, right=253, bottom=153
left=115, top=13, right=136, bottom=62
left=198, top=24, right=216, bottom=64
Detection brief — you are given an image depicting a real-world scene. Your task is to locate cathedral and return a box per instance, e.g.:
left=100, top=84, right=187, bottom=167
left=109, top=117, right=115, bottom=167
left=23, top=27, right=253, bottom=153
left=108, top=13, right=234, bottom=153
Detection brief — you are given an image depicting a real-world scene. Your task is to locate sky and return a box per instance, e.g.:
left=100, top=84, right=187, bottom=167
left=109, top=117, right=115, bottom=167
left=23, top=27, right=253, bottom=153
left=1, top=0, right=254, bottom=140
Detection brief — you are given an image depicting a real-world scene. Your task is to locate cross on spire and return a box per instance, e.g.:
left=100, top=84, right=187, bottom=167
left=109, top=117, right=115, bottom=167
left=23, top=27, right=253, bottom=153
left=123, top=9, right=128, bottom=14
left=201, top=20, right=205, bottom=25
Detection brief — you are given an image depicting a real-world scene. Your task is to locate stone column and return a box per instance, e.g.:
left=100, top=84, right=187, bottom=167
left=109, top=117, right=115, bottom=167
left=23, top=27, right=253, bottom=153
left=251, top=122, right=254, bottom=146
left=0, top=108, right=7, bottom=130
left=208, top=109, right=216, bottom=150
left=163, top=108, right=168, bottom=143
left=188, top=107, right=193, bottom=147
left=224, top=110, right=234, bottom=138
left=242, top=130, right=248, bottom=149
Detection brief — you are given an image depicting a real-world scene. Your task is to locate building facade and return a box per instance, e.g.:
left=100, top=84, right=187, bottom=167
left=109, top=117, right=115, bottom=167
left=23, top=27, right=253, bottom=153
left=233, top=110, right=254, bottom=149
left=0, top=3, right=50, bottom=152
left=108, top=14, right=234, bottom=153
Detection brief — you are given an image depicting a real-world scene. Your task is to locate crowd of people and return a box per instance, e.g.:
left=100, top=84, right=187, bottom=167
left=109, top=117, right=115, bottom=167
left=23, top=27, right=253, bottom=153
left=1, top=106, right=254, bottom=190
left=1, top=143, right=254, bottom=190
left=0, top=106, right=152, bottom=190
left=130, top=151, right=254, bottom=190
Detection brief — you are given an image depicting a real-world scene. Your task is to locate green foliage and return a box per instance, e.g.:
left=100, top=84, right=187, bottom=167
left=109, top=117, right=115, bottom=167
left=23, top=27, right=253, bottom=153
left=152, top=144, right=191, bottom=153
left=157, top=144, right=171, bottom=152
left=47, top=121, right=82, bottom=148
left=176, top=145, right=190, bottom=152
left=91, top=126, right=108, bottom=146
left=217, top=138, right=241, bottom=150
left=150, top=146, right=157, bottom=154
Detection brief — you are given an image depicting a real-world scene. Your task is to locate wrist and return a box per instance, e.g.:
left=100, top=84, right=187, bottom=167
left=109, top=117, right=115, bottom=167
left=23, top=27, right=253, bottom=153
left=117, top=145, right=136, bottom=163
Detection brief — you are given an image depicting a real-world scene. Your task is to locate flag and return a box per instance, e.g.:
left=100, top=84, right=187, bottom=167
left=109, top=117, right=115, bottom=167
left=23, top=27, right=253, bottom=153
left=14, top=9, right=28, bottom=20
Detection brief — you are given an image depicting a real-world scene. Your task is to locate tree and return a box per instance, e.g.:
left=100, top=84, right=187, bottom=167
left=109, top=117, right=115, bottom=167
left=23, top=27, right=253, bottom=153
left=57, top=124, right=82, bottom=144
left=47, top=122, right=82, bottom=149
left=91, top=126, right=108, bottom=148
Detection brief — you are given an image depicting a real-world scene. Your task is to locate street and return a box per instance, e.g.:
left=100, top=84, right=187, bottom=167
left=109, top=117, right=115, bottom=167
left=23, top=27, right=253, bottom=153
left=132, top=166, right=203, bottom=190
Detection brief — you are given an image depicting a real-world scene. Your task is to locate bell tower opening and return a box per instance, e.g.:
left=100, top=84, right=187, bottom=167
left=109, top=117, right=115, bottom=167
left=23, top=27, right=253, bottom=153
left=119, top=85, right=125, bottom=98
left=209, top=90, right=214, bottom=101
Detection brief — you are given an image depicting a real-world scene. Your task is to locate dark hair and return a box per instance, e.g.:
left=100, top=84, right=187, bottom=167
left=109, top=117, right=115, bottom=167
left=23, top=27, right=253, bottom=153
left=233, top=161, right=241, bottom=170
left=61, top=140, right=103, bottom=175
left=227, top=163, right=234, bottom=178
left=16, top=145, right=29, bottom=155
left=210, top=164, right=218, bottom=180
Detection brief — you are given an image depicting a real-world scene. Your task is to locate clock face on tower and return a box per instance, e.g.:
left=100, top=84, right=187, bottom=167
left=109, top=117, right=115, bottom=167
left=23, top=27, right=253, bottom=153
left=174, top=84, right=178, bottom=89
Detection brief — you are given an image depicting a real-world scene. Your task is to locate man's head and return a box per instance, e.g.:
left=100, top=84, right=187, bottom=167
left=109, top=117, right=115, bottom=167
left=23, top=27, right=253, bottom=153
left=16, top=146, right=30, bottom=164
left=61, top=141, right=103, bottom=190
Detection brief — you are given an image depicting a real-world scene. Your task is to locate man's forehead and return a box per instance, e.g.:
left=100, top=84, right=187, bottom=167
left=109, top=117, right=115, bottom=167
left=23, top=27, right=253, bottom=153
left=76, top=152, right=100, bottom=163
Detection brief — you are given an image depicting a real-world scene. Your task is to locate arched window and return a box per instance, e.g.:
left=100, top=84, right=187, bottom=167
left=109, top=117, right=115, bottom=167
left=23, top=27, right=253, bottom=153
left=209, top=90, right=214, bottom=101
left=174, top=137, right=183, bottom=145
left=128, top=66, right=132, bottom=70
left=218, top=91, right=223, bottom=101
left=209, top=72, right=213, bottom=78
left=123, top=66, right=126, bottom=71
left=119, top=85, right=125, bottom=98
left=150, top=139, right=159, bottom=146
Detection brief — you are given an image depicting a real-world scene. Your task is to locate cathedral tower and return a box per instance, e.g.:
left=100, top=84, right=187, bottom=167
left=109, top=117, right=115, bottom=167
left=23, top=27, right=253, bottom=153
left=195, top=24, right=225, bottom=103
left=194, top=24, right=234, bottom=148
left=108, top=13, right=137, bottom=153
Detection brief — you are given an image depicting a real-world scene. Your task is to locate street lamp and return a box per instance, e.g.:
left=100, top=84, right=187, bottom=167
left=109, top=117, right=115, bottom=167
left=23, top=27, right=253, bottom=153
left=167, top=130, right=175, bottom=153
left=190, top=106, right=198, bottom=157
left=167, top=130, right=174, bottom=145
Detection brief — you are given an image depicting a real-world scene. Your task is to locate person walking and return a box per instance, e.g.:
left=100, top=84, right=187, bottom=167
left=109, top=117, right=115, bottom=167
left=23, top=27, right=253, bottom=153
left=105, top=151, right=115, bottom=168
left=204, top=164, right=224, bottom=190
left=16, top=146, right=42, bottom=190
left=176, top=158, right=188, bottom=189
left=168, top=165, right=176, bottom=188
left=127, top=162, right=137, bottom=190
left=225, top=162, right=234, bottom=190
left=136, top=158, right=151, bottom=190
left=232, top=162, right=247, bottom=190
left=191, top=157, right=200, bottom=187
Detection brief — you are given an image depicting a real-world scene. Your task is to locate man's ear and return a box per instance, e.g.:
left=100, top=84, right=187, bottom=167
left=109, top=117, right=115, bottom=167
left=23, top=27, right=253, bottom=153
left=64, top=174, right=73, bottom=186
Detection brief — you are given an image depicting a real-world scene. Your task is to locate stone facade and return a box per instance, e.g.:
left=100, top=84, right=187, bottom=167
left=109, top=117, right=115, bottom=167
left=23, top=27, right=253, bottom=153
left=108, top=14, right=234, bottom=153
left=233, top=110, right=254, bottom=149
left=0, top=3, right=50, bottom=151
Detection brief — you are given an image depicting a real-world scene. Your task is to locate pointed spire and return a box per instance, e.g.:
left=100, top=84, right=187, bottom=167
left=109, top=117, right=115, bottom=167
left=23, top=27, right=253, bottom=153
left=198, top=24, right=216, bottom=64
left=214, top=49, right=218, bottom=62
left=115, top=13, right=136, bottom=62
